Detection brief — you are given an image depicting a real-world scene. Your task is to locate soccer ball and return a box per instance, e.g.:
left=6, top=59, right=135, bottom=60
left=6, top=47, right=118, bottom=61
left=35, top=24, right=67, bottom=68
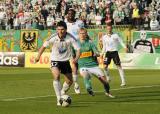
left=59, top=95, right=72, bottom=107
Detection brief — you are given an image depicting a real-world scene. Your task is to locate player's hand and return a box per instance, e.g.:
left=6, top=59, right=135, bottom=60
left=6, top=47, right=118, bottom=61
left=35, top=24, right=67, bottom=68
left=94, top=52, right=100, bottom=57
left=100, top=53, right=104, bottom=58
left=72, top=58, right=78, bottom=64
left=125, top=48, right=129, bottom=53
left=34, top=56, right=40, bottom=63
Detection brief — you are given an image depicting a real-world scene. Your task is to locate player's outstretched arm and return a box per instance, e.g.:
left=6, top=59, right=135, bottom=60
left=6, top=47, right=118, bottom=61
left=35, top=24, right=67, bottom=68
left=35, top=46, right=46, bottom=63
left=73, top=49, right=80, bottom=63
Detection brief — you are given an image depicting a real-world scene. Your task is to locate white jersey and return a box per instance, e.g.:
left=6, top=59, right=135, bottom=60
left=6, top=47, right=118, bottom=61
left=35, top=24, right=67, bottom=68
left=43, top=33, right=80, bottom=61
left=102, top=33, right=126, bottom=53
left=65, top=20, right=84, bottom=39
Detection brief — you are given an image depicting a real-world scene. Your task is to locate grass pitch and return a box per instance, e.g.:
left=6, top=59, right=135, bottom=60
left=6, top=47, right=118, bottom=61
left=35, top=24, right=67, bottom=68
left=0, top=68, right=160, bottom=114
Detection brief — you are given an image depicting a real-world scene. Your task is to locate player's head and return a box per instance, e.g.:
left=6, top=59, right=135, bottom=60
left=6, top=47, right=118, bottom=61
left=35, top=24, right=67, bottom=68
left=106, top=25, right=112, bottom=35
left=57, top=21, right=67, bottom=29
left=140, top=31, right=146, bottom=40
left=78, top=28, right=87, bottom=41
left=56, top=21, right=67, bottom=38
left=67, top=8, right=76, bottom=22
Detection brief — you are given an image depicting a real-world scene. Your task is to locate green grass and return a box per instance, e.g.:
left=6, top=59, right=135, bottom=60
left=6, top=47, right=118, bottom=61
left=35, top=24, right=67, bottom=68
left=0, top=68, right=160, bottom=114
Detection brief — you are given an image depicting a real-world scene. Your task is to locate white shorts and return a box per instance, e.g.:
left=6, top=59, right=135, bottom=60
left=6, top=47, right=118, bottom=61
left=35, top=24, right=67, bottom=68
left=79, top=66, right=104, bottom=78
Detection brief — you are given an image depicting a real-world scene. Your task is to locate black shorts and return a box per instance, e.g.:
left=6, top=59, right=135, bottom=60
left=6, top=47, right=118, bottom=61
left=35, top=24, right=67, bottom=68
left=51, top=61, right=72, bottom=74
left=104, top=51, right=121, bottom=65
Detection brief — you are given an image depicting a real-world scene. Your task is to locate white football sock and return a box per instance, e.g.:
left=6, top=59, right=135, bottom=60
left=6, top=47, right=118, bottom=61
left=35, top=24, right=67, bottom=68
left=61, top=81, right=70, bottom=94
left=53, top=80, right=61, bottom=101
left=117, top=67, right=125, bottom=84
left=73, top=74, right=78, bottom=83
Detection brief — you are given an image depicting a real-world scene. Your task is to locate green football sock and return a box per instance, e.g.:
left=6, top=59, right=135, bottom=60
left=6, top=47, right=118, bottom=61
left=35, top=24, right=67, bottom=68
left=83, top=76, right=92, bottom=90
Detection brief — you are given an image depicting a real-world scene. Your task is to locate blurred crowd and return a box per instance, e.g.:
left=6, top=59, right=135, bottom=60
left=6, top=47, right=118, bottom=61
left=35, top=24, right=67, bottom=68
left=0, top=0, right=160, bottom=30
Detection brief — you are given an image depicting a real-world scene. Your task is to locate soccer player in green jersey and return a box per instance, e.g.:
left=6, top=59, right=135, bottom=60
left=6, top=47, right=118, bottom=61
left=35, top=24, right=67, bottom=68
left=77, top=28, right=115, bottom=98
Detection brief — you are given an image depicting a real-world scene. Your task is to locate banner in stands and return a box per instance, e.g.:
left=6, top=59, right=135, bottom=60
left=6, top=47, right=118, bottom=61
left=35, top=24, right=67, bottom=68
left=1, top=29, right=160, bottom=69
left=0, top=30, right=54, bottom=52
left=24, top=52, right=160, bottom=69
left=25, top=52, right=50, bottom=68
left=132, top=31, right=160, bottom=53
left=0, top=27, right=130, bottom=52
left=119, top=53, right=160, bottom=69
left=0, top=52, right=25, bottom=67
left=0, top=30, right=16, bottom=52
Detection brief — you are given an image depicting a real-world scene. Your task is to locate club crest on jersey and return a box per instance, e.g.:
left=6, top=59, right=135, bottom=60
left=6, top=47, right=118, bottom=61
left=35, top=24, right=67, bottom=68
left=58, top=47, right=67, bottom=54
left=20, top=30, right=38, bottom=51
left=58, top=43, right=67, bottom=54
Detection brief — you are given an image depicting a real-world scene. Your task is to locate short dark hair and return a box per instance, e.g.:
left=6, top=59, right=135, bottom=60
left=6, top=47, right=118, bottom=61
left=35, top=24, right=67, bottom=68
left=57, top=21, right=67, bottom=29
left=68, top=8, right=76, bottom=15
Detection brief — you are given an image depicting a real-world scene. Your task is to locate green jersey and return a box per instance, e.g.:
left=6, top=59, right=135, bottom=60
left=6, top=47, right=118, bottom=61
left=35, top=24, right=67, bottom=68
left=78, top=39, right=99, bottom=68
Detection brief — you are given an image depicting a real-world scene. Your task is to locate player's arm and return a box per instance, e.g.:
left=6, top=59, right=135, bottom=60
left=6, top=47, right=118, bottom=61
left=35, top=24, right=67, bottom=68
left=74, top=49, right=80, bottom=63
left=71, top=39, right=81, bottom=63
left=117, top=34, right=128, bottom=52
left=35, top=38, right=51, bottom=62
left=35, top=33, right=56, bottom=62
left=100, top=36, right=106, bottom=58
left=90, top=41, right=100, bottom=57
left=35, top=46, right=46, bottom=62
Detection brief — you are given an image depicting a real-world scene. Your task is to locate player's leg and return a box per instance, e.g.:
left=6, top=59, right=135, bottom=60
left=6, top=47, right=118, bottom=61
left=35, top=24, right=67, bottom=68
left=98, top=76, right=115, bottom=98
left=79, top=68, right=94, bottom=96
left=103, top=66, right=111, bottom=82
left=50, top=63, right=61, bottom=106
left=113, top=51, right=126, bottom=86
left=103, top=52, right=112, bottom=82
left=70, top=60, right=80, bottom=94
left=62, top=73, right=73, bottom=94
left=117, top=65, right=126, bottom=86
left=89, top=67, right=115, bottom=98
left=61, top=61, right=73, bottom=95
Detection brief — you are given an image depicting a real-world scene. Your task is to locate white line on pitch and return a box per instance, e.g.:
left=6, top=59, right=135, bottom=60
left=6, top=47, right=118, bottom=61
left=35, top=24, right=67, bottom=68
left=1, top=84, right=160, bottom=102
left=77, top=102, right=160, bottom=105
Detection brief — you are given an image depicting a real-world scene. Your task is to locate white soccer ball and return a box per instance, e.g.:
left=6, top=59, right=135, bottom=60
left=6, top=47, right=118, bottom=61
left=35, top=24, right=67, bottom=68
left=60, top=95, right=72, bottom=107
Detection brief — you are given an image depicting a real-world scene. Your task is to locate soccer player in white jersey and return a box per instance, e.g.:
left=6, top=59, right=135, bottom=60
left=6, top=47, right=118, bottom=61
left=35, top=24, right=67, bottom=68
left=65, top=8, right=84, bottom=94
left=101, top=25, right=127, bottom=87
left=35, top=21, right=80, bottom=106
left=78, top=28, right=115, bottom=98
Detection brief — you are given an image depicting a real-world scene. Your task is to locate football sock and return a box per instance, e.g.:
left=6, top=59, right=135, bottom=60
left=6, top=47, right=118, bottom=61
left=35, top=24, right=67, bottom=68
left=103, top=82, right=110, bottom=93
left=53, top=80, right=61, bottom=101
left=61, top=81, right=70, bottom=93
left=118, top=67, right=125, bottom=84
left=83, top=75, right=92, bottom=90
left=103, top=68, right=110, bottom=80
left=73, top=74, right=78, bottom=83
left=98, top=77, right=110, bottom=93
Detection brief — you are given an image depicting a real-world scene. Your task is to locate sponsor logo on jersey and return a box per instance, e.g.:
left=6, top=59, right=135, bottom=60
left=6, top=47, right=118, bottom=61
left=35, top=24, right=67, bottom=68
left=80, top=51, right=92, bottom=58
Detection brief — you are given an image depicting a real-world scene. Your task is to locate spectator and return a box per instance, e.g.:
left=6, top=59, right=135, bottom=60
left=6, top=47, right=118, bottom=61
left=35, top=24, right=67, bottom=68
left=95, top=12, right=102, bottom=25
left=150, top=16, right=159, bottom=30
left=46, top=14, right=55, bottom=29
left=113, top=7, right=125, bottom=25
left=13, top=14, right=20, bottom=30
left=88, top=10, right=96, bottom=25
left=131, top=3, right=140, bottom=29
left=40, top=6, right=49, bottom=23
left=32, top=17, right=39, bottom=29
left=142, top=12, right=150, bottom=30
